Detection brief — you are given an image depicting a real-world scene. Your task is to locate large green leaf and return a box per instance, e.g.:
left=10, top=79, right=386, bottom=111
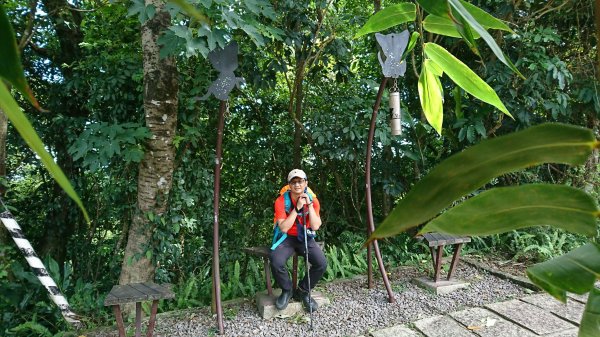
left=580, top=287, right=600, bottom=337
left=0, top=83, right=90, bottom=223
left=424, top=42, right=511, bottom=117
left=448, top=0, right=524, bottom=79
left=527, top=243, right=600, bottom=301
left=459, top=0, right=512, bottom=32
left=418, top=59, right=444, bottom=135
left=368, top=123, right=598, bottom=241
left=401, top=31, right=420, bottom=61
left=423, top=0, right=511, bottom=38
left=0, top=4, right=41, bottom=110
left=527, top=245, right=600, bottom=337
left=416, top=0, right=448, bottom=17
left=354, top=3, right=416, bottom=38
left=422, top=184, right=599, bottom=236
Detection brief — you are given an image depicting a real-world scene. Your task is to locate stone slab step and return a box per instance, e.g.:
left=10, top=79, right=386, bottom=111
left=370, top=325, right=422, bottom=337
left=520, top=293, right=584, bottom=325
left=256, top=289, right=330, bottom=319
left=414, top=314, right=475, bottom=337
left=486, top=299, right=576, bottom=335
left=450, top=307, right=537, bottom=337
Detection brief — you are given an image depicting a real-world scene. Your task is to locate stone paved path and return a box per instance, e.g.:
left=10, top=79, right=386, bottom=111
left=371, top=292, right=586, bottom=337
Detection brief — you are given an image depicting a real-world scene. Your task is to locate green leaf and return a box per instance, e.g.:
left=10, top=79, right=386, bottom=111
left=0, top=4, right=41, bottom=110
left=354, top=3, right=416, bottom=38
left=422, top=184, right=599, bottom=236
left=423, top=14, right=465, bottom=38
left=168, top=0, right=211, bottom=25
left=416, top=0, right=448, bottom=17
left=448, top=0, right=524, bottom=79
left=454, top=11, right=480, bottom=56
left=527, top=243, right=600, bottom=302
left=424, top=0, right=511, bottom=38
left=580, top=287, right=600, bottom=337
left=459, top=0, right=512, bottom=32
left=418, top=60, right=444, bottom=135
left=0, top=83, right=89, bottom=223
left=368, top=123, right=598, bottom=241
left=401, top=32, right=420, bottom=61
left=424, top=42, right=511, bottom=117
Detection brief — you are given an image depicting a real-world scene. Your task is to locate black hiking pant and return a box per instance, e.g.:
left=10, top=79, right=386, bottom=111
left=269, top=236, right=327, bottom=292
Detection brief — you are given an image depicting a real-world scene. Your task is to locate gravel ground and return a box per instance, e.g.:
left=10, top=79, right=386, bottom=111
left=87, top=264, right=531, bottom=337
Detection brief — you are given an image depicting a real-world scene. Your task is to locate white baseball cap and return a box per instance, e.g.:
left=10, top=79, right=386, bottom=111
left=287, top=169, right=307, bottom=182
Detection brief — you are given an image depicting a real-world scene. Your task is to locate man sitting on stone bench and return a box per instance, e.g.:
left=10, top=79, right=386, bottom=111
left=270, top=169, right=327, bottom=312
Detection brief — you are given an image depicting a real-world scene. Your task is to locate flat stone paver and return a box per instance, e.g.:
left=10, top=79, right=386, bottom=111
left=521, top=293, right=584, bottom=325
left=567, top=292, right=588, bottom=304
left=486, top=299, right=576, bottom=335
left=370, top=325, right=422, bottom=337
left=413, top=315, right=475, bottom=337
left=545, top=329, right=579, bottom=337
left=450, top=307, right=537, bottom=337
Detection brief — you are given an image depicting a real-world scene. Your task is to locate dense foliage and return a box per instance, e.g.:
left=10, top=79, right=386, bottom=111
left=0, top=0, right=598, bottom=335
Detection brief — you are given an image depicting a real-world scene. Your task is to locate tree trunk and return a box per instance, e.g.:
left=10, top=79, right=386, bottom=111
left=119, top=1, right=178, bottom=285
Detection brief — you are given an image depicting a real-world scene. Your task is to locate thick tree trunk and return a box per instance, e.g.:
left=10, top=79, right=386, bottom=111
left=119, top=1, right=178, bottom=285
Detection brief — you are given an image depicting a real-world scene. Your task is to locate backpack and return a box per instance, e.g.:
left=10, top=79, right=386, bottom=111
left=271, top=186, right=316, bottom=250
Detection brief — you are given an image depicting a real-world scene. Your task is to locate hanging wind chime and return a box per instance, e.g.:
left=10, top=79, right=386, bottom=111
left=376, top=30, right=409, bottom=135
left=364, top=30, right=410, bottom=303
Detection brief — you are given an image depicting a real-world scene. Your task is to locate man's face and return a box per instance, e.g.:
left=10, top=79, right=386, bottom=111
left=289, top=178, right=307, bottom=193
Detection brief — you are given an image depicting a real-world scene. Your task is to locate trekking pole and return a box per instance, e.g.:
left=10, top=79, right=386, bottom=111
left=302, top=201, right=314, bottom=331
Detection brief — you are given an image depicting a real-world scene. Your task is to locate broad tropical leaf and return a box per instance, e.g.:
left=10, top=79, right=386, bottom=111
left=416, top=0, right=448, bottom=17
left=354, top=3, right=416, bottom=38
left=580, top=288, right=600, bottom=337
left=527, top=243, right=600, bottom=301
left=0, top=4, right=41, bottom=110
left=424, top=0, right=511, bottom=38
left=448, top=0, right=524, bottom=79
left=424, top=43, right=511, bottom=117
left=418, top=60, right=444, bottom=134
left=422, top=184, right=599, bottom=236
left=368, top=123, right=598, bottom=242
left=0, top=83, right=90, bottom=223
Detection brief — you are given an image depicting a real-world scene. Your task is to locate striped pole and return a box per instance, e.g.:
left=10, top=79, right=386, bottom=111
left=1, top=210, right=80, bottom=326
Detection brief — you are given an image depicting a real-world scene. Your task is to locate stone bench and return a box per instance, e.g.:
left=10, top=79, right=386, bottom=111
left=244, top=242, right=329, bottom=318
left=104, top=282, right=175, bottom=337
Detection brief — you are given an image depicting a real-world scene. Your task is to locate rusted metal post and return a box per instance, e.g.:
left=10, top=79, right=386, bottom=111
left=365, top=77, right=395, bottom=303
left=212, top=100, right=226, bottom=334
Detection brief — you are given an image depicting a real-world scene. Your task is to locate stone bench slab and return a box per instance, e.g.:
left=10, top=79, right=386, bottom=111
left=256, top=288, right=330, bottom=319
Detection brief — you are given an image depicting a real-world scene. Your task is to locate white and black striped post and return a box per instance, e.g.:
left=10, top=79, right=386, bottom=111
left=1, top=210, right=80, bottom=326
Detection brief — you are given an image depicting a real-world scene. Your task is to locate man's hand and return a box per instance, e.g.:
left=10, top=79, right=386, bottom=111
left=296, top=193, right=311, bottom=209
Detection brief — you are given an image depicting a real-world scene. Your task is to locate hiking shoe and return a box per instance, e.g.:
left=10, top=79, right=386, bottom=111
left=293, top=287, right=318, bottom=312
left=275, top=289, right=293, bottom=310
